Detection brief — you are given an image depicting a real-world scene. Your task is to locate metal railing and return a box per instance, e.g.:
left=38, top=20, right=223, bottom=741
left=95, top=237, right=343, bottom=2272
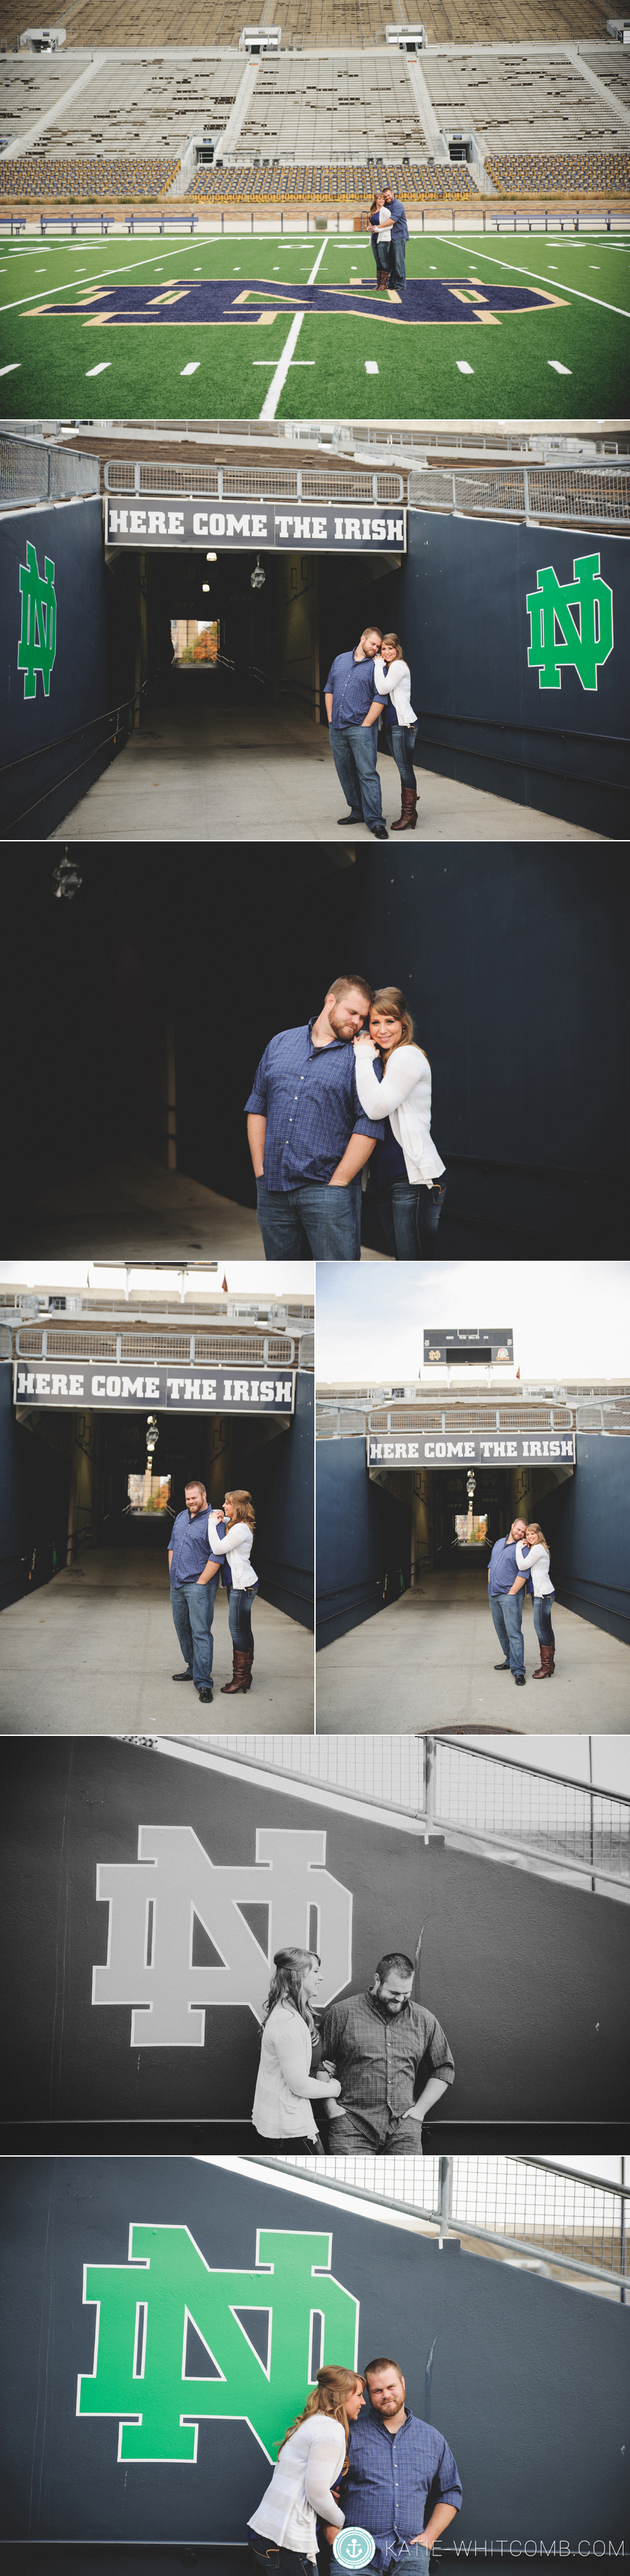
left=428, top=1737, right=630, bottom=1890
left=200, top=1736, right=630, bottom=1893
left=14, top=1326, right=299, bottom=1364
left=265, top=2154, right=629, bottom=2293
left=0, top=431, right=100, bottom=504
left=104, top=459, right=404, bottom=501
left=408, top=460, right=630, bottom=526
left=576, top=1399, right=630, bottom=1431
left=316, top=1401, right=575, bottom=1435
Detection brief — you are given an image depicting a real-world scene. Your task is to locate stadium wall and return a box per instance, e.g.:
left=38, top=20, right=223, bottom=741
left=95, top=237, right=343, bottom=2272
left=398, top=511, right=630, bottom=838
left=316, top=1430, right=412, bottom=1641
left=1, top=496, right=114, bottom=839
left=541, top=1431, right=630, bottom=1647
left=1, top=1735, right=628, bottom=2128
left=1, top=2157, right=627, bottom=2556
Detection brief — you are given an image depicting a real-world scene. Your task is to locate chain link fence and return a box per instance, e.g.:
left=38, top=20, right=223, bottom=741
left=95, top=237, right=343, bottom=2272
left=264, top=2153, right=629, bottom=2293
left=0, top=433, right=100, bottom=503
left=408, top=461, right=630, bottom=524
left=104, top=459, right=404, bottom=501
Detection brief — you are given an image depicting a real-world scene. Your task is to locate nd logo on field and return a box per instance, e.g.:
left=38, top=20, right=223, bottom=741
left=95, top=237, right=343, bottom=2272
left=526, top=551, right=614, bottom=691
left=76, top=2226, right=359, bottom=2462
left=17, top=539, right=56, bottom=700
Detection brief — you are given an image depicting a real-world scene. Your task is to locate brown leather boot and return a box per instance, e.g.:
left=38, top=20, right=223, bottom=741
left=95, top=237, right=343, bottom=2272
left=391, top=784, right=417, bottom=832
left=532, top=1643, right=553, bottom=1679
left=221, top=1649, right=251, bottom=1695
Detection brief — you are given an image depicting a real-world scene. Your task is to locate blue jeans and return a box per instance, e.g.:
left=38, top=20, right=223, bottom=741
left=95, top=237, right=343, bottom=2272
left=390, top=721, right=417, bottom=788
left=256, top=1170, right=361, bottom=1260
left=247, top=2535, right=311, bottom=2576
left=390, top=232, right=408, bottom=291
left=370, top=228, right=391, bottom=278
left=392, top=2551, right=430, bottom=2574
left=229, top=1584, right=257, bottom=1651
left=534, top=1593, right=555, bottom=1649
left=377, top=1175, right=446, bottom=1259
left=329, top=721, right=383, bottom=828
left=170, top=1573, right=219, bottom=1689
left=490, top=1588, right=524, bottom=1675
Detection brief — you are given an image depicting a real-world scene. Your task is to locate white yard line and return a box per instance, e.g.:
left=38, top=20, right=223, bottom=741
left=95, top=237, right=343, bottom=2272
left=436, top=234, right=630, bottom=322
left=258, top=229, right=327, bottom=420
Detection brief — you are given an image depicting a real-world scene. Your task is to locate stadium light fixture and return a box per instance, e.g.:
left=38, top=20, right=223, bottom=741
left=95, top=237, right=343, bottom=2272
left=206, top=551, right=217, bottom=561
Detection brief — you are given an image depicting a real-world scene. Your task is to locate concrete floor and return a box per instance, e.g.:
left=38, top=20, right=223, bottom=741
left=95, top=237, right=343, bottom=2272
left=0, top=1553, right=314, bottom=1732
left=315, top=1572, right=630, bottom=1733
left=10, top=1150, right=384, bottom=1261
left=51, top=702, right=603, bottom=844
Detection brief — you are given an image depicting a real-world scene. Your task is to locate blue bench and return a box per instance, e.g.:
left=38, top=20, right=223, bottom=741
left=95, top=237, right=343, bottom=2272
left=125, top=211, right=198, bottom=235
left=0, top=215, right=26, bottom=234
left=39, top=211, right=114, bottom=235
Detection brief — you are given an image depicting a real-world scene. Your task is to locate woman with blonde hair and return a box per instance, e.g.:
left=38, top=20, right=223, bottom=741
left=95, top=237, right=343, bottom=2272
left=207, top=1489, right=258, bottom=1695
left=515, top=1522, right=556, bottom=1678
left=368, top=191, right=393, bottom=286
left=247, top=2365, right=366, bottom=2569
left=353, top=986, right=446, bottom=1261
left=373, top=632, right=419, bottom=832
left=252, top=1946, right=341, bottom=2152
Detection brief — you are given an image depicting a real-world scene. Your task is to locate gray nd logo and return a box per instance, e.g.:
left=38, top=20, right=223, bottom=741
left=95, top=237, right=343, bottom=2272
left=18, top=538, right=56, bottom=699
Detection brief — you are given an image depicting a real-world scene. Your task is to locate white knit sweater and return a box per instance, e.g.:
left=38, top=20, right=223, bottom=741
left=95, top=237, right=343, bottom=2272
left=249, top=2415, right=346, bottom=2558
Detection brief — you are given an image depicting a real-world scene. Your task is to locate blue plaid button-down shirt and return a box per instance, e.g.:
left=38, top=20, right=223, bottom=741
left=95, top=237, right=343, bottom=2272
left=339, top=2408, right=462, bottom=2571
left=244, top=1020, right=384, bottom=1191
left=325, top=648, right=388, bottom=730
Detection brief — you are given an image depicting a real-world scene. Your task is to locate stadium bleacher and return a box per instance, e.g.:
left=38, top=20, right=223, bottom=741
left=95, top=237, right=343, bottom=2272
left=484, top=143, right=630, bottom=183
left=187, top=152, right=477, bottom=191
left=421, top=45, right=630, bottom=148
left=0, top=149, right=178, bottom=189
left=233, top=53, right=425, bottom=158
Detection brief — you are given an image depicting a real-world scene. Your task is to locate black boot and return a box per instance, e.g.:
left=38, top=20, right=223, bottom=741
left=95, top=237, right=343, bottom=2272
left=370, top=822, right=388, bottom=838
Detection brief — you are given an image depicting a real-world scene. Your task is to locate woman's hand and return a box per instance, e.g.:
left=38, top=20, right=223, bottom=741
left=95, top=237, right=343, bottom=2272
left=314, top=2075, right=341, bottom=2098
left=354, top=1030, right=374, bottom=1047
left=325, top=2527, right=341, bottom=2546
left=326, top=2097, right=345, bottom=2120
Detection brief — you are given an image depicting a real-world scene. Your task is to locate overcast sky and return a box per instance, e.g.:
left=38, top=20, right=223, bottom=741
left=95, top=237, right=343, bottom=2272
left=316, top=1262, right=630, bottom=1382
left=0, top=1261, right=313, bottom=1299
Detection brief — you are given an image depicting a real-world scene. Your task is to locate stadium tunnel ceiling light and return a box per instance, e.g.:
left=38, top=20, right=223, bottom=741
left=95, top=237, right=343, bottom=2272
left=206, top=551, right=217, bottom=562
left=52, top=855, right=82, bottom=900
left=251, top=557, right=265, bottom=589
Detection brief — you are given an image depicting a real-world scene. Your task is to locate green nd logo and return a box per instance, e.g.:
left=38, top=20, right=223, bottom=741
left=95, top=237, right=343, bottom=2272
left=526, top=550, right=614, bottom=692
left=17, top=539, right=56, bottom=700
left=77, top=2226, right=359, bottom=2464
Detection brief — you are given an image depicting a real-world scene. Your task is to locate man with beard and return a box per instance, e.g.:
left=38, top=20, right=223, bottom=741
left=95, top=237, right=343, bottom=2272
left=325, top=2356, right=462, bottom=2571
left=320, top=1951, right=455, bottom=2151
left=245, top=974, right=385, bottom=1259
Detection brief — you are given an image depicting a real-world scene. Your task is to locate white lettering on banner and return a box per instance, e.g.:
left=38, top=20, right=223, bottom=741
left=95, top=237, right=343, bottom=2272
left=201, top=1380, right=217, bottom=1402
left=145, top=1378, right=160, bottom=1399
left=251, top=513, right=267, bottom=537
left=168, top=513, right=184, bottom=534
left=226, top=513, right=251, bottom=536
left=277, top=517, right=291, bottom=538
left=208, top=513, right=226, bottom=536
left=276, top=1382, right=293, bottom=1402
left=362, top=520, right=372, bottom=541
left=371, top=518, right=386, bottom=541
left=51, top=1374, right=68, bottom=1395
left=232, top=1380, right=251, bottom=1403
left=345, top=520, right=362, bottom=542
left=193, top=512, right=208, bottom=536
left=387, top=519, right=404, bottom=541
left=260, top=1381, right=274, bottom=1401
left=130, top=511, right=146, bottom=534
left=92, top=1825, right=353, bottom=2046
left=35, top=1374, right=51, bottom=1394
left=121, top=1378, right=145, bottom=1399
left=108, top=508, right=128, bottom=533
left=69, top=1374, right=83, bottom=1396
left=106, top=1377, right=121, bottom=1398
left=223, top=1380, right=233, bottom=1401
left=334, top=518, right=345, bottom=541
left=312, top=517, right=327, bottom=539
left=92, top=1376, right=106, bottom=1397
left=291, top=517, right=310, bottom=539
left=148, top=511, right=167, bottom=534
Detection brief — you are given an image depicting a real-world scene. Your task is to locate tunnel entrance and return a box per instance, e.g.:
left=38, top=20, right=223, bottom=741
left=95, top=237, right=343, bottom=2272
left=368, top=1456, right=576, bottom=1584
left=107, top=530, right=407, bottom=737
left=14, top=1400, right=291, bottom=1585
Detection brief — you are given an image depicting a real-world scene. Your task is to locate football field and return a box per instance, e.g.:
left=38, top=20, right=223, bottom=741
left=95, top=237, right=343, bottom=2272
left=1, top=224, right=629, bottom=419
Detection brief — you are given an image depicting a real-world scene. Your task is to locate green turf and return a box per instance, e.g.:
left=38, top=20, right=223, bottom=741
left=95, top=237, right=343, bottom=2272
left=1, top=227, right=629, bottom=419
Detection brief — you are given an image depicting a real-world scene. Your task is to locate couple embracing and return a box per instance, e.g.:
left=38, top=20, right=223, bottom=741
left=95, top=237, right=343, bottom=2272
left=169, top=1477, right=258, bottom=1702
left=325, top=624, right=419, bottom=836
left=247, top=2356, right=461, bottom=2576
left=246, top=975, right=446, bottom=1263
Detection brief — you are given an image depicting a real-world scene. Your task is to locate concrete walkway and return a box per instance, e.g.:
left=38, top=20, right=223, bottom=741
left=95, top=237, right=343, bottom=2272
left=51, top=702, right=602, bottom=844
left=14, top=1150, right=383, bottom=1261
left=0, top=1554, right=314, bottom=1732
left=315, top=1573, right=630, bottom=1733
